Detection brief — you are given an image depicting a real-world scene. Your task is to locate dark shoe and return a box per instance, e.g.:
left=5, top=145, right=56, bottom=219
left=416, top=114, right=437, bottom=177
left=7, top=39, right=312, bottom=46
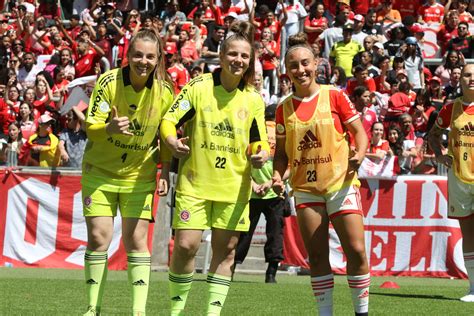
left=265, top=274, right=277, bottom=283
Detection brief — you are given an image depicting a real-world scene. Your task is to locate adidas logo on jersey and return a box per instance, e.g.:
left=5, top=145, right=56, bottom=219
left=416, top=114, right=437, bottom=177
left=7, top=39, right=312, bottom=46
left=86, top=278, right=98, bottom=285
left=132, top=279, right=147, bottom=286
left=128, top=118, right=145, bottom=136
left=459, top=122, right=474, bottom=136
left=211, top=118, right=235, bottom=139
left=210, top=301, right=222, bottom=307
left=297, top=130, right=322, bottom=151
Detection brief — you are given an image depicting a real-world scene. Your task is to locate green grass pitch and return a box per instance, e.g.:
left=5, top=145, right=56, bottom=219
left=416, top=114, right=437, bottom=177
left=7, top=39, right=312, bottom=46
left=0, top=268, right=472, bottom=315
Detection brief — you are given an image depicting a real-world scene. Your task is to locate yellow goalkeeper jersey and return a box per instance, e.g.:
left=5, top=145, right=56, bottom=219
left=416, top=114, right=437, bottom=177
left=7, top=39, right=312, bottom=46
left=82, top=66, right=174, bottom=192
left=163, top=72, right=268, bottom=203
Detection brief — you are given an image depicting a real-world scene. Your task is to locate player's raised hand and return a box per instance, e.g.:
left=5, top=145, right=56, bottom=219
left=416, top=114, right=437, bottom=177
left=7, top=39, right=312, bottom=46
left=250, top=144, right=268, bottom=169
left=106, top=106, right=133, bottom=136
left=171, top=136, right=190, bottom=159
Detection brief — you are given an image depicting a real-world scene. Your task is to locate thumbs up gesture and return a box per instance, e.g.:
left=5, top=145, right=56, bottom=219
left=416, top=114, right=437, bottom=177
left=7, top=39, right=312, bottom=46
left=106, top=106, right=133, bottom=136
left=250, top=144, right=268, bottom=169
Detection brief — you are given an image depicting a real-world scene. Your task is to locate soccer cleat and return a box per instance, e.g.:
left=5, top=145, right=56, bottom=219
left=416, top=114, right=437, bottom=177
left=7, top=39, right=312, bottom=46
left=460, top=292, right=474, bottom=302
left=265, top=274, right=277, bottom=283
left=83, top=306, right=100, bottom=316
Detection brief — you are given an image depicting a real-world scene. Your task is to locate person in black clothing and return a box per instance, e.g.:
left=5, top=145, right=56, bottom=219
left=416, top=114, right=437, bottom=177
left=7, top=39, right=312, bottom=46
left=446, top=22, right=474, bottom=59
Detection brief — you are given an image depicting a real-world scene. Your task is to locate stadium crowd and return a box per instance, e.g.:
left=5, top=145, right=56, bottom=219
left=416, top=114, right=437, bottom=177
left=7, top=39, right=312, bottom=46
left=0, top=0, right=473, bottom=174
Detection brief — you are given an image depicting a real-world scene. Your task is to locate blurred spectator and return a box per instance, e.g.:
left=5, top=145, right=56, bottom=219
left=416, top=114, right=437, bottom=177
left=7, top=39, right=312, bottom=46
left=409, top=90, right=435, bottom=137
left=276, top=0, right=307, bottom=44
left=272, top=74, right=292, bottom=105
left=330, top=66, right=347, bottom=89
left=20, top=113, right=60, bottom=167
left=393, top=0, right=421, bottom=19
left=346, top=65, right=376, bottom=96
left=177, top=29, right=199, bottom=70
left=251, top=2, right=286, bottom=45
left=417, top=0, right=444, bottom=24
left=455, top=0, right=473, bottom=22
left=351, top=14, right=368, bottom=46
left=58, top=107, right=86, bottom=168
left=446, top=21, right=474, bottom=59
left=167, top=53, right=191, bottom=94
left=17, top=102, right=37, bottom=141
left=376, top=1, right=402, bottom=24
left=444, top=66, right=463, bottom=101
left=187, top=0, right=216, bottom=23
left=330, top=23, right=362, bottom=78
left=360, top=50, right=380, bottom=78
left=424, top=76, right=445, bottom=110
left=384, top=81, right=411, bottom=125
left=190, top=66, right=203, bottom=79
left=384, top=27, right=405, bottom=57
left=1, top=121, right=23, bottom=166
left=17, top=52, right=42, bottom=89
left=353, top=85, right=377, bottom=138
left=319, top=13, right=345, bottom=59
left=260, top=27, right=279, bottom=94
left=365, top=121, right=389, bottom=161
left=397, top=36, right=424, bottom=91
left=362, top=9, right=383, bottom=39
left=200, top=25, right=225, bottom=71
left=304, top=2, right=328, bottom=45
left=434, top=50, right=465, bottom=86
left=387, top=124, right=416, bottom=175
left=437, top=10, right=460, bottom=54
left=311, top=41, right=331, bottom=84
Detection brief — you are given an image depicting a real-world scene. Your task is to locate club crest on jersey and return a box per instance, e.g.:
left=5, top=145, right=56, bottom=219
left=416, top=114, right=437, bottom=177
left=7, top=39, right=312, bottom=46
left=84, top=196, right=92, bottom=207
left=237, top=108, right=249, bottom=120
left=180, top=210, right=190, bottom=222
left=99, top=101, right=110, bottom=113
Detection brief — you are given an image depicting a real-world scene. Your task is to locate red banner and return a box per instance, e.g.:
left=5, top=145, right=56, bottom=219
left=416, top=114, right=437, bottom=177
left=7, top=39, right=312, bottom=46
left=0, top=169, right=160, bottom=270
left=283, top=176, right=468, bottom=279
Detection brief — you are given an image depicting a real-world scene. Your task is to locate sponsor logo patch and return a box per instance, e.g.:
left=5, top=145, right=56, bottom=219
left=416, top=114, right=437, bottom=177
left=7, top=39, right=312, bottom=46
left=84, top=196, right=92, bottom=207
left=180, top=100, right=191, bottom=111
left=276, top=123, right=285, bottom=134
left=99, top=101, right=110, bottom=113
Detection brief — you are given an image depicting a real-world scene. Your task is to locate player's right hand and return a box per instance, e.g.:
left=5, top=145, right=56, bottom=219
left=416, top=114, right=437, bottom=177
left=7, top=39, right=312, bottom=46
left=106, top=106, right=133, bottom=136
left=171, top=136, right=190, bottom=159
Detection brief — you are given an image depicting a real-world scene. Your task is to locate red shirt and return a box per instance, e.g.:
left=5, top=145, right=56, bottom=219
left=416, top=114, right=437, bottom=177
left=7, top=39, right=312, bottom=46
left=74, top=47, right=98, bottom=78
left=181, top=23, right=208, bottom=38
left=304, top=16, right=328, bottom=44
left=167, top=65, right=190, bottom=94
left=388, top=92, right=411, bottom=114
left=417, top=3, right=444, bottom=23
left=368, top=139, right=389, bottom=154
left=459, top=12, right=473, bottom=23
left=392, top=0, right=421, bottom=18
left=345, top=77, right=376, bottom=97
left=436, top=100, right=474, bottom=128
left=260, top=40, right=279, bottom=71
left=188, top=7, right=215, bottom=20
left=214, top=6, right=242, bottom=25
left=437, top=24, right=458, bottom=53
left=255, top=20, right=283, bottom=44
left=276, top=88, right=359, bottom=136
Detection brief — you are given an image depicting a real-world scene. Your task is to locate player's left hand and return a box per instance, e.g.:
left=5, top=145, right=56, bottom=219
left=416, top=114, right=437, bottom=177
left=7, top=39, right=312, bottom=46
left=157, top=178, right=169, bottom=196
left=349, top=152, right=364, bottom=170
left=250, top=144, right=268, bottom=169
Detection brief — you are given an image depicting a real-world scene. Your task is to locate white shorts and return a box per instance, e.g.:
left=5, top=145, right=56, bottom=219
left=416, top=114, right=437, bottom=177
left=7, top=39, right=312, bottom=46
left=447, top=169, right=474, bottom=219
left=293, top=185, right=363, bottom=219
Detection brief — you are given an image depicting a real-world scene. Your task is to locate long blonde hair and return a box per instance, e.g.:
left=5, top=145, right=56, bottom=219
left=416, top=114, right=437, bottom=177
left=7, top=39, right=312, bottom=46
left=127, top=28, right=174, bottom=93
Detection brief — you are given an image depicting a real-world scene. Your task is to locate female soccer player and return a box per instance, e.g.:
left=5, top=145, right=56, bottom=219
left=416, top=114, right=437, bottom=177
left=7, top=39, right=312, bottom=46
left=429, top=63, right=474, bottom=302
left=81, top=29, right=174, bottom=316
left=160, top=21, right=269, bottom=315
left=272, top=33, right=370, bottom=316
